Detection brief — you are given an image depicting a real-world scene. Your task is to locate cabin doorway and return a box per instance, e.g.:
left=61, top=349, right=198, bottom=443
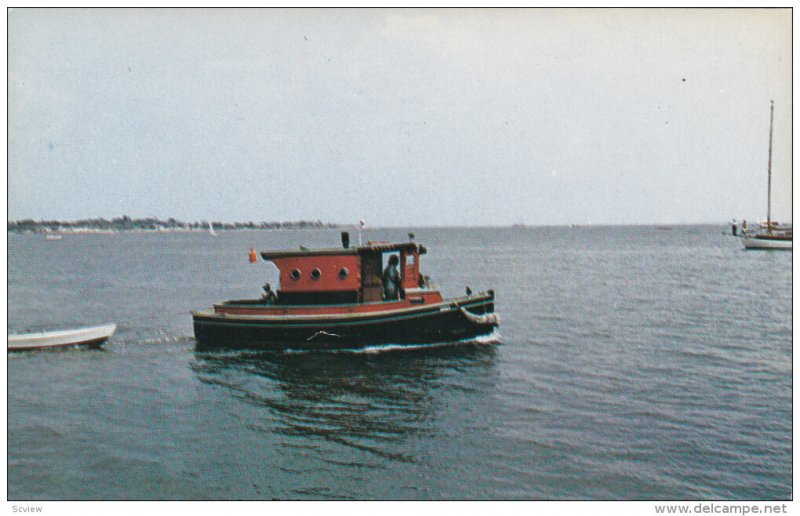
left=360, top=250, right=383, bottom=302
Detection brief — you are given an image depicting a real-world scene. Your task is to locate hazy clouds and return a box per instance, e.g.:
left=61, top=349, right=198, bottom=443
left=8, top=8, right=792, bottom=226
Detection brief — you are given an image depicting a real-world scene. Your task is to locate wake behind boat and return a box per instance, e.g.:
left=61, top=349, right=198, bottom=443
left=8, top=323, right=116, bottom=352
left=192, top=233, right=500, bottom=350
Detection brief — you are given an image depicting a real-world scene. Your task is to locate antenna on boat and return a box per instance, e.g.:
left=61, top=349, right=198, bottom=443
left=767, top=100, right=774, bottom=234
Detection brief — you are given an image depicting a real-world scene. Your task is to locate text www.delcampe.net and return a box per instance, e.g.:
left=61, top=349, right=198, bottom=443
left=654, top=503, right=789, bottom=514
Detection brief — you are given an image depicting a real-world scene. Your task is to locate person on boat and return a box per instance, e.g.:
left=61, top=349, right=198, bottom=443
left=731, top=219, right=738, bottom=236
left=261, top=283, right=277, bottom=303
left=382, top=255, right=401, bottom=300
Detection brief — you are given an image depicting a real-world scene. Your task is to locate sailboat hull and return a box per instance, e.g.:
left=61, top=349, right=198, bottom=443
left=741, top=235, right=792, bottom=250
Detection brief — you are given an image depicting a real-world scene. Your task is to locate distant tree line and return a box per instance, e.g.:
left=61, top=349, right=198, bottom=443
left=7, top=216, right=343, bottom=233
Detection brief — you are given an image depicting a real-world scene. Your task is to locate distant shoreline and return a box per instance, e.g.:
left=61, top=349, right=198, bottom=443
left=7, top=217, right=345, bottom=234
left=7, top=220, right=746, bottom=234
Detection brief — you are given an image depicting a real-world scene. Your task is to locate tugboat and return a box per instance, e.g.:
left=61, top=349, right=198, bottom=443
left=192, top=232, right=499, bottom=350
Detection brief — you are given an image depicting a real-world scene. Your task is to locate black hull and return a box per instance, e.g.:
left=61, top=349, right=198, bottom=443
left=193, top=295, right=498, bottom=351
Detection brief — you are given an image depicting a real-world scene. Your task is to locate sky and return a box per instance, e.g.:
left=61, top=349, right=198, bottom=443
left=7, top=8, right=792, bottom=226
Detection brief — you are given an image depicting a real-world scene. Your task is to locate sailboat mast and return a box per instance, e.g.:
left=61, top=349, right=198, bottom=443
left=767, top=100, right=774, bottom=233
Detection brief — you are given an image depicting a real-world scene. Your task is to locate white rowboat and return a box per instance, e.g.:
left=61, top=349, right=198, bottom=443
left=8, top=323, right=116, bottom=351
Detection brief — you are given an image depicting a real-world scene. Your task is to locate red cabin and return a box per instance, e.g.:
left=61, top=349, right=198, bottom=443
left=260, top=239, right=442, bottom=306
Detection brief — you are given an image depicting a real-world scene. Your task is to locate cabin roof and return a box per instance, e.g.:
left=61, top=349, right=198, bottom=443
left=260, top=241, right=425, bottom=260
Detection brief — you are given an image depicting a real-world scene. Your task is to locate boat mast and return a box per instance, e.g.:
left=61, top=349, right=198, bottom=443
left=767, top=100, right=774, bottom=234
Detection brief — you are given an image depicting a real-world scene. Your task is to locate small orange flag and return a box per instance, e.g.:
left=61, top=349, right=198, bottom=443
left=249, top=247, right=257, bottom=264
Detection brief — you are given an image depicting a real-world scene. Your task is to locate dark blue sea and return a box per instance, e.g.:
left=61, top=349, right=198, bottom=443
left=7, top=226, right=792, bottom=500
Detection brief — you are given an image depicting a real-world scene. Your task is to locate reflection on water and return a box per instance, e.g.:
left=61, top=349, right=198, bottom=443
left=191, top=343, right=498, bottom=468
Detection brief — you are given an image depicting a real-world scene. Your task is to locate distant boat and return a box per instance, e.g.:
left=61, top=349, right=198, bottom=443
left=741, top=100, right=791, bottom=251
left=208, top=222, right=218, bottom=236
left=8, top=323, right=116, bottom=352
left=45, top=234, right=62, bottom=240
left=741, top=231, right=792, bottom=250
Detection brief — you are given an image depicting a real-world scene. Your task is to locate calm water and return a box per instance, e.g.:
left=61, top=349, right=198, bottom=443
left=7, top=226, right=792, bottom=500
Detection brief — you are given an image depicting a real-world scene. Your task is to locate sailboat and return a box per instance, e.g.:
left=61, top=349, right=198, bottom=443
left=741, top=100, right=792, bottom=250
left=208, top=222, right=218, bottom=236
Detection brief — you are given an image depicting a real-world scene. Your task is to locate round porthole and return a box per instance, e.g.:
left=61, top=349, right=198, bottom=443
left=338, top=267, right=349, bottom=280
left=310, top=268, right=321, bottom=280
left=290, top=269, right=301, bottom=281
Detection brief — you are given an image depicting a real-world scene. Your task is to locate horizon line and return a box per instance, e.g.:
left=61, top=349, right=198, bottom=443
left=7, top=219, right=769, bottom=229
